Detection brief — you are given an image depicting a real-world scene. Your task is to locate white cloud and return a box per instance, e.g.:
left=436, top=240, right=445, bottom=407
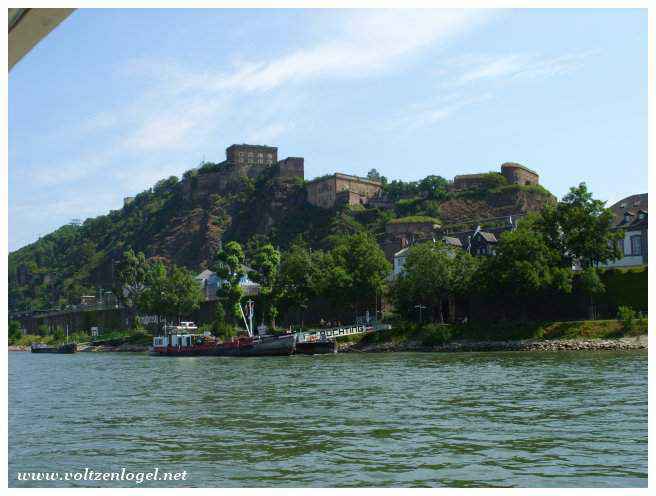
left=392, top=49, right=597, bottom=131
left=113, top=10, right=491, bottom=152
left=391, top=92, right=494, bottom=131
left=447, top=50, right=598, bottom=86
left=208, top=10, right=490, bottom=93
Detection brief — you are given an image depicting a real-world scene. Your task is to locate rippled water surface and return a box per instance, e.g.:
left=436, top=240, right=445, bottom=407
left=9, top=350, right=647, bottom=487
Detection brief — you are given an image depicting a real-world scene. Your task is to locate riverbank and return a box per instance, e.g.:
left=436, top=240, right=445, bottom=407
left=8, top=343, right=150, bottom=352
left=9, top=329, right=151, bottom=352
left=10, top=319, right=648, bottom=354
left=338, top=319, right=648, bottom=353
left=339, top=334, right=647, bottom=353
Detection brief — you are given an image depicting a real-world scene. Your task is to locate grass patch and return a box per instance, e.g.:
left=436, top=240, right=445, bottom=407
left=359, top=318, right=648, bottom=348
left=387, top=215, right=440, bottom=225
left=90, top=329, right=152, bottom=346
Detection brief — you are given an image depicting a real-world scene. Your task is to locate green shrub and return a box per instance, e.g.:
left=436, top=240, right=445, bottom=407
left=421, top=323, right=454, bottom=346
left=8, top=320, right=23, bottom=345
left=617, top=305, right=637, bottom=333
left=199, top=323, right=214, bottom=335
left=215, top=322, right=236, bottom=341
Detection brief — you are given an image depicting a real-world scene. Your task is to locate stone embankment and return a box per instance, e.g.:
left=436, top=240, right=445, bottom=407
left=340, top=335, right=647, bottom=353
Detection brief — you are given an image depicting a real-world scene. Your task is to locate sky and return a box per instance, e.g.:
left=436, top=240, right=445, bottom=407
left=8, top=8, right=647, bottom=252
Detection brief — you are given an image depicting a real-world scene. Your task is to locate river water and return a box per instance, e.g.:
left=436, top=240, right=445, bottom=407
left=9, top=350, right=647, bottom=487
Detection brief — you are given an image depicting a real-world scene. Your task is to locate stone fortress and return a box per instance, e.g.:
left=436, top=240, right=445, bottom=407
left=452, top=163, right=539, bottom=191
left=194, top=143, right=540, bottom=210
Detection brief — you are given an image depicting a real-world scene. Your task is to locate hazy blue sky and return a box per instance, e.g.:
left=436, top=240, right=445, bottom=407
left=9, top=8, right=647, bottom=251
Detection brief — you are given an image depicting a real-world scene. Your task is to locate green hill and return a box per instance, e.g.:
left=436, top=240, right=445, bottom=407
left=9, top=162, right=554, bottom=313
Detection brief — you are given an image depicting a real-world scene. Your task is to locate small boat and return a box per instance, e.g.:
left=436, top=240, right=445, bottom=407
left=30, top=343, right=57, bottom=353
left=30, top=342, right=78, bottom=354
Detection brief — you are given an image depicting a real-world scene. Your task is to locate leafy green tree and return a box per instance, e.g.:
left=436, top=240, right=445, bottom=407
left=165, top=265, right=203, bottom=322
left=249, top=244, right=281, bottom=328
left=537, top=183, right=622, bottom=268
left=113, top=249, right=150, bottom=326
left=275, top=241, right=318, bottom=327
left=139, top=260, right=169, bottom=327
left=212, top=241, right=246, bottom=324
left=391, top=243, right=478, bottom=323
left=8, top=320, right=23, bottom=345
left=383, top=179, right=419, bottom=201
left=367, top=168, right=382, bottom=182
left=211, top=300, right=235, bottom=340
left=320, top=233, right=391, bottom=317
left=139, top=262, right=202, bottom=327
left=418, top=175, right=449, bottom=201
left=579, top=267, right=606, bottom=320
left=482, top=222, right=573, bottom=320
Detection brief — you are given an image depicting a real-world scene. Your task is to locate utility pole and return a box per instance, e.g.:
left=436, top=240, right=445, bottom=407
left=247, top=299, right=254, bottom=336
left=415, top=304, right=427, bottom=324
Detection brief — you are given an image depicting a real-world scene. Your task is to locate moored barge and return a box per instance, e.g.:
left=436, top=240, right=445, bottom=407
left=150, top=322, right=295, bottom=357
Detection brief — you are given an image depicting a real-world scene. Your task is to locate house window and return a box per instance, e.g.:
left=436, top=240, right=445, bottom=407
left=618, top=238, right=625, bottom=255
left=630, top=235, right=642, bottom=256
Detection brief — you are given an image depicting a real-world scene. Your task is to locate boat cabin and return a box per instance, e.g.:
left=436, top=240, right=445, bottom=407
left=153, top=322, right=208, bottom=348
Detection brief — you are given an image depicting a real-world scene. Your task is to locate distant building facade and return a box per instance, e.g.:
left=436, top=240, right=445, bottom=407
left=195, top=267, right=260, bottom=300
left=226, top=144, right=277, bottom=166
left=599, top=193, right=648, bottom=268
left=452, top=173, right=492, bottom=191
left=500, top=162, right=539, bottom=186
left=277, top=157, right=305, bottom=180
left=306, top=173, right=382, bottom=209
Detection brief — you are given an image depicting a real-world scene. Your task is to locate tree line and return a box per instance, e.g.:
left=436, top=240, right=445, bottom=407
left=110, top=182, right=622, bottom=333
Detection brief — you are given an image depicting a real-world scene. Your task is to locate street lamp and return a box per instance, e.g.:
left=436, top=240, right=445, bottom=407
left=415, top=304, right=427, bottom=324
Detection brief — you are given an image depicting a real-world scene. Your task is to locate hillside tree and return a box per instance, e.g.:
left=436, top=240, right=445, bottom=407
left=537, top=183, right=622, bottom=268
left=249, top=243, right=281, bottom=328
left=212, top=241, right=246, bottom=325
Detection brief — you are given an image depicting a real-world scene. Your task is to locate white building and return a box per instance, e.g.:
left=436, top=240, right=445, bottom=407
left=599, top=193, right=648, bottom=269
left=195, top=266, right=260, bottom=300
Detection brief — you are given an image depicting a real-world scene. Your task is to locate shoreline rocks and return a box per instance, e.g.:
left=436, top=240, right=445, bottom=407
left=340, top=335, right=647, bottom=353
